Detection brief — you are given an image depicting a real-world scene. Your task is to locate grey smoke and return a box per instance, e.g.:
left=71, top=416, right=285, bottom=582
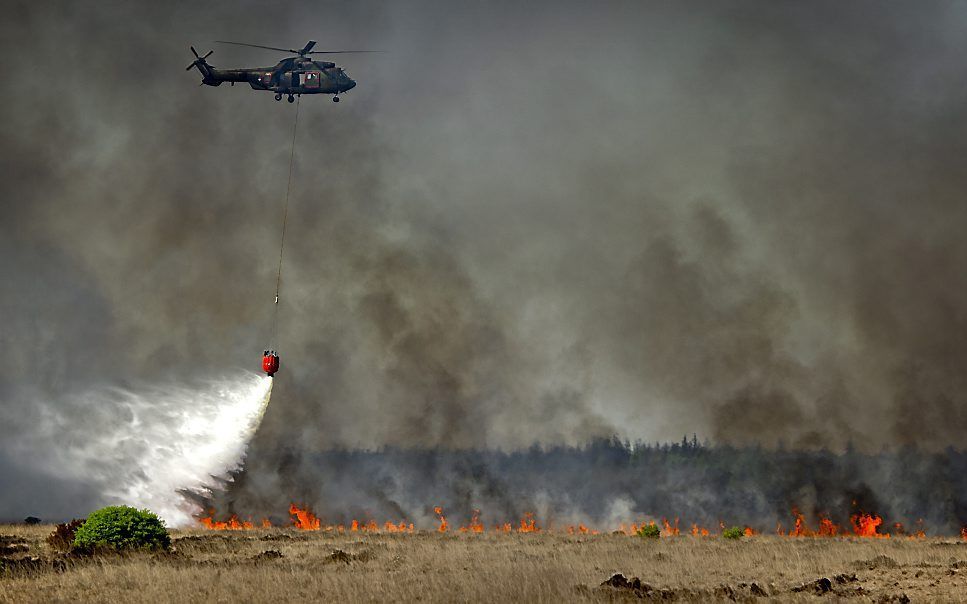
left=3, top=0, right=967, bottom=520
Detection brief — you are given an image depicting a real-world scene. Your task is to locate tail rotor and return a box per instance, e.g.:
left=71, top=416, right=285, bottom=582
left=186, top=46, right=214, bottom=71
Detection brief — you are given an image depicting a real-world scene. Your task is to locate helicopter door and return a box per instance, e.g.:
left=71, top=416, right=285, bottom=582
left=302, top=71, right=321, bottom=89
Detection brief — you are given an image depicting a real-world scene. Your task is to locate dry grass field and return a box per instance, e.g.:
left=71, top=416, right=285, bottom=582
left=2, top=524, right=966, bottom=602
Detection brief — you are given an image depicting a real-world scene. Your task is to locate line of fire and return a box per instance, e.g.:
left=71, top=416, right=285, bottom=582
left=199, top=503, right=967, bottom=540
left=193, top=437, right=967, bottom=540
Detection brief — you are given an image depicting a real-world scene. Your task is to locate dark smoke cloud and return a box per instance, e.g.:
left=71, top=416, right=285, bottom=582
left=208, top=440, right=967, bottom=534
left=3, top=0, right=967, bottom=520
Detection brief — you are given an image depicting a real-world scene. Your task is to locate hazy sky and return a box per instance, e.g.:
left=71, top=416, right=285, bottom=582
left=3, top=0, right=967, bottom=510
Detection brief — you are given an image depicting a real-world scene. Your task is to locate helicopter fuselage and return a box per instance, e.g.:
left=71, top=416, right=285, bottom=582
left=197, top=57, right=356, bottom=97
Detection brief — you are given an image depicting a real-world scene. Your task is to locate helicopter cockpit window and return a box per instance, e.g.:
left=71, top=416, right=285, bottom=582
left=302, top=71, right=321, bottom=89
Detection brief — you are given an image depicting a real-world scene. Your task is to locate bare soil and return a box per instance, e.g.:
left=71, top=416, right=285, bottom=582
left=2, top=524, right=966, bottom=602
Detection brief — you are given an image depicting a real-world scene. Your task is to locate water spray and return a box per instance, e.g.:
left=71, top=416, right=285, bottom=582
left=29, top=372, right=273, bottom=526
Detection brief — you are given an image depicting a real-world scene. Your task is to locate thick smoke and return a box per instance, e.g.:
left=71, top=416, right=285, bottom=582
left=3, top=0, right=967, bottom=521
left=210, top=440, right=967, bottom=534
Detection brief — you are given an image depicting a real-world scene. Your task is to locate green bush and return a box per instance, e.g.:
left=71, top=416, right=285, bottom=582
left=73, top=506, right=170, bottom=551
left=636, top=523, right=661, bottom=539
left=722, top=526, right=744, bottom=539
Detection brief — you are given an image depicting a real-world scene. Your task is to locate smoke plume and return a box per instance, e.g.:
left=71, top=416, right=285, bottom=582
left=3, top=0, right=967, bottom=521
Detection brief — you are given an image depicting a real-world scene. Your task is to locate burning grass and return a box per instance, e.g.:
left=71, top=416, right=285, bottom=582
left=196, top=503, right=957, bottom=541
left=2, top=523, right=966, bottom=603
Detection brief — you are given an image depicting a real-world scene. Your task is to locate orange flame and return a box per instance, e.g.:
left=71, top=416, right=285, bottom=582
left=198, top=509, right=256, bottom=530
left=197, top=502, right=965, bottom=538
left=459, top=509, right=484, bottom=533
left=662, top=518, right=680, bottom=536
left=289, top=503, right=321, bottom=531
left=566, top=524, right=593, bottom=535
left=850, top=513, right=888, bottom=538
left=434, top=506, right=448, bottom=533
left=790, top=508, right=814, bottom=537
left=200, top=515, right=251, bottom=530
left=691, top=523, right=710, bottom=537
left=382, top=521, right=413, bottom=533
left=818, top=516, right=839, bottom=537
left=518, top=512, right=539, bottom=533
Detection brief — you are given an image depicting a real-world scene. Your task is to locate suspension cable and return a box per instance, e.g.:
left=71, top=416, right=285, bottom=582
left=270, top=96, right=300, bottom=349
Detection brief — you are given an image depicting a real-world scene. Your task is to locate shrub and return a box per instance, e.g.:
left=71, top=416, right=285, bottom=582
left=73, top=506, right=170, bottom=551
left=722, top=526, right=744, bottom=540
left=636, top=523, right=661, bottom=539
left=46, top=519, right=86, bottom=552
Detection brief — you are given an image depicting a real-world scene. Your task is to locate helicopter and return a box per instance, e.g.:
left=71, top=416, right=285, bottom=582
left=186, top=40, right=376, bottom=103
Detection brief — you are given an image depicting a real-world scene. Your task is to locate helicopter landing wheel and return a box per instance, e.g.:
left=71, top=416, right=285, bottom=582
left=274, top=93, right=282, bottom=101
left=287, top=94, right=295, bottom=103
left=333, top=96, right=340, bottom=103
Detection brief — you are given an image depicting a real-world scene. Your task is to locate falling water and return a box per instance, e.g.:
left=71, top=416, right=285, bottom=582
left=27, top=372, right=273, bottom=526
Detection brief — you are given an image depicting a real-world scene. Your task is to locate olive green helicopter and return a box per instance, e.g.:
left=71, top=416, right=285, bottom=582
left=186, top=40, right=377, bottom=102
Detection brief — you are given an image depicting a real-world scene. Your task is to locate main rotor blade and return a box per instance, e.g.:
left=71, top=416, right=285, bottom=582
left=215, top=40, right=298, bottom=53
left=307, top=50, right=383, bottom=54
left=190, top=45, right=199, bottom=58
left=301, top=40, right=317, bottom=54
